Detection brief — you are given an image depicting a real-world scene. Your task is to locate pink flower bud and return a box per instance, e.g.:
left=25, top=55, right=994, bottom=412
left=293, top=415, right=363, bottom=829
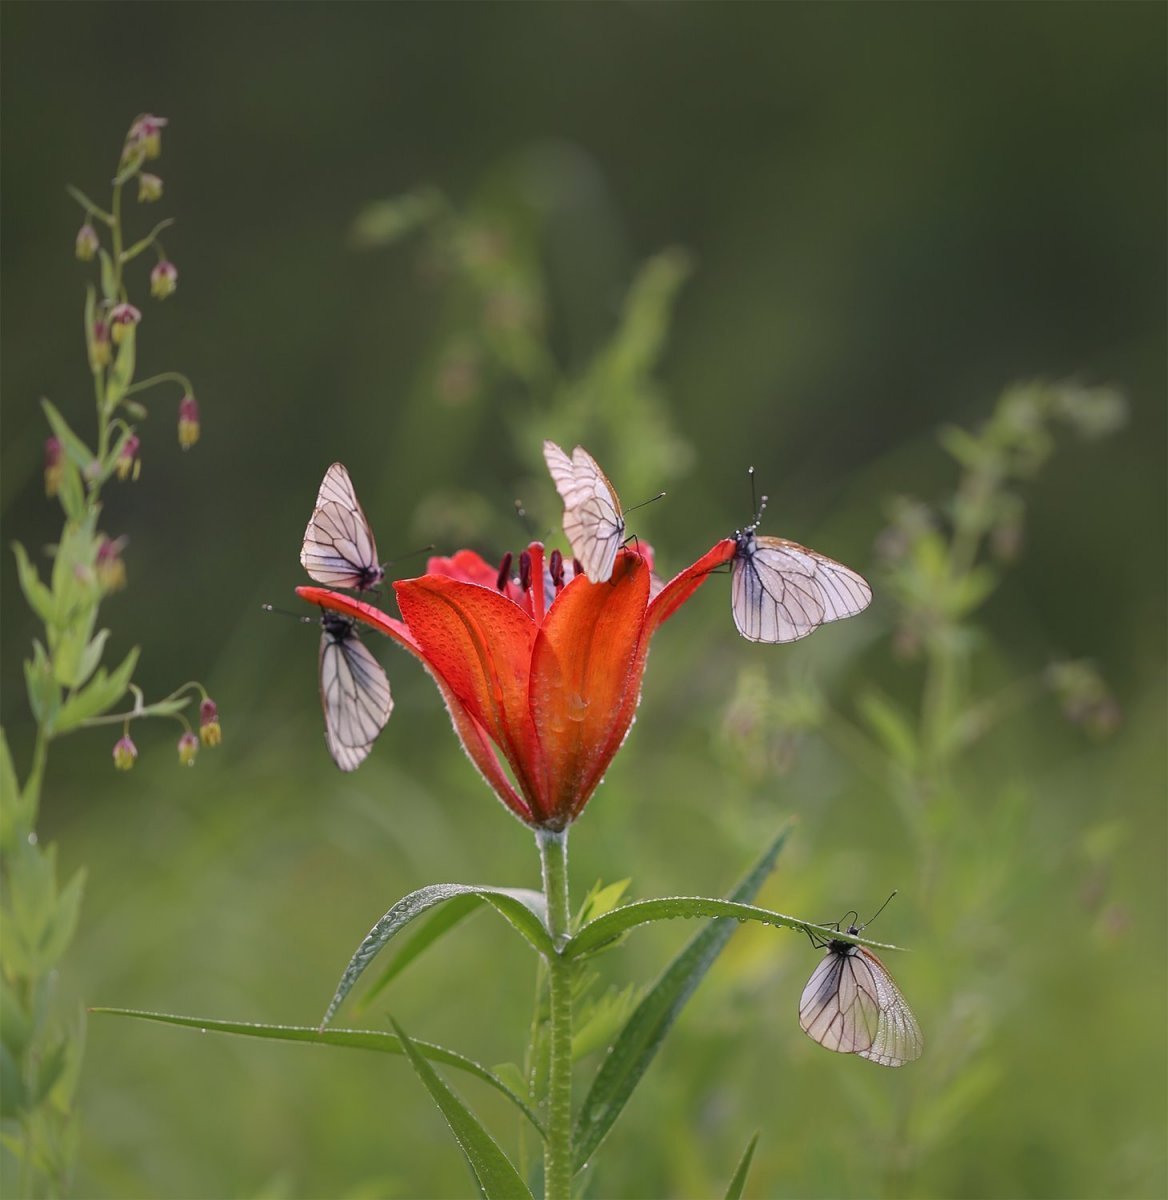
left=90, top=318, right=112, bottom=368
left=124, top=113, right=168, bottom=162
left=110, top=303, right=141, bottom=345
left=178, top=393, right=200, bottom=450
left=75, top=223, right=99, bottom=262
left=177, top=731, right=199, bottom=767
left=137, top=173, right=163, bottom=203
left=113, top=734, right=138, bottom=771
left=115, top=434, right=141, bottom=482
left=150, top=260, right=178, bottom=300
left=96, top=534, right=128, bottom=593
left=44, top=437, right=64, bottom=498
left=199, top=698, right=222, bottom=747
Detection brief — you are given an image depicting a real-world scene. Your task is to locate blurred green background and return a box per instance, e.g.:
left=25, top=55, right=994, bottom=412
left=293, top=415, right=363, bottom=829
left=2, top=4, right=1164, bottom=1198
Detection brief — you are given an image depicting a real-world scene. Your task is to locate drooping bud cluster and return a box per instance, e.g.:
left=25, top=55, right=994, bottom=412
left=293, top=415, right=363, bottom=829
left=123, top=113, right=168, bottom=163
left=137, top=173, right=164, bottom=203
left=115, top=435, right=142, bottom=482
left=177, top=731, right=199, bottom=766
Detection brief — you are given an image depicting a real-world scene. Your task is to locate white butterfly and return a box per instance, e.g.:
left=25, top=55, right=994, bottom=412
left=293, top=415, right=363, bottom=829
left=301, top=463, right=385, bottom=591
left=799, top=915, right=922, bottom=1068
left=543, top=440, right=625, bottom=584
left=318, top=610, right=392, bottom=772
left=731, top=518, right=872, bottom=643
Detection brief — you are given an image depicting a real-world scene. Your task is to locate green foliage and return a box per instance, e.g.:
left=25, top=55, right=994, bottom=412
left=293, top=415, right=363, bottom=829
left=722, top=1132, right=759, bottom=1200
left=390, top=1019, right=534, bottom=1200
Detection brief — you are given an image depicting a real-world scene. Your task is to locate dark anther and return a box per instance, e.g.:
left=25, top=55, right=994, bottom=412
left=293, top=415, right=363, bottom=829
left=549, top=548, right=564, bottom=591
left=573, top=557, right=583, bottom=578
left=496, top=552, right=513, bottom=592
left=519, top=550, right=532, bottom=592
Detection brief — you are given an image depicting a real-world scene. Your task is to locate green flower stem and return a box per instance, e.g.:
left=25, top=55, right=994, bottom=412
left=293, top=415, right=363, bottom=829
left=123, top=370, right=193, bottom=398
left=537, top=827, right=573, bottom=1200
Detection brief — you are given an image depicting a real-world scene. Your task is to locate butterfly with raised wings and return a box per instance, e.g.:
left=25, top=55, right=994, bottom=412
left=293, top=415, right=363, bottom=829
left=543, top=440, right=625, bottom=584
left=318, top=610, right=393, bottom=772
left=300, top=462, right=385, bottom=592
left=799, top=904, right=922, bottom=1068
left=730, top=490, right=872, bottom=643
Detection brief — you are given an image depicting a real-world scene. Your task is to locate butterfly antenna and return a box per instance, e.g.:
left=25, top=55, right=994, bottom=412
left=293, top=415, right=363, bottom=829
left=747, top=466, right=769, bottom=530
left=862, top=890, right=899, bottom=929
left=514, top=499, right=537, bottom=539
left=623, top=490, right=667, bottom=518
left=261, top=603, right=314, bottom=624
left=384, top=543, right=435, bottom=570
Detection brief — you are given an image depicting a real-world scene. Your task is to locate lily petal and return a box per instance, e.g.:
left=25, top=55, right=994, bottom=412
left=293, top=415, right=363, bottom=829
left=297, top=584, right=532, bottom=822
left=645, top=538, right=736, bottom=637
left=529, top=550, right=650, bottom=824
left=395, top=576, right=546, bottom=813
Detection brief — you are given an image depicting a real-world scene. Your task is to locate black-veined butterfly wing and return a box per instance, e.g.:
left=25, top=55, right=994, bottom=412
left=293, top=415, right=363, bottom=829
left=854, top=947, right=923, bottom=1066
left=543, top=440, right=625, bottom=584
left=319, top=612, right=392, bottom=772
left=732, top=533, right=872, bottom=643
left=300, top=463, right=385, bottom=591
left=799, top=941, right=922, bottom=1067
left=799, top=943, right=882, bottom=1054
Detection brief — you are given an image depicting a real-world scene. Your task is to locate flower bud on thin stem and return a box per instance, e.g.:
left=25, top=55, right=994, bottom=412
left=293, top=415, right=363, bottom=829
left=177, top=393, right=200, bottom=449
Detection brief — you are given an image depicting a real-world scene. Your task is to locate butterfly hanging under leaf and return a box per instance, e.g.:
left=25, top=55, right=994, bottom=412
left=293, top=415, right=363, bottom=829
left=799, top=901, right=922, bottom=1067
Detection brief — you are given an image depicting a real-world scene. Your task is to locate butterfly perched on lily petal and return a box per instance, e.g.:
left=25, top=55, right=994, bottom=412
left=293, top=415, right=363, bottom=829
left=799, top=906, right=922, bottom=1067
left=730, top=486, right=872, bottom=642
left=318, top=610, right=392, bottom=772
left=543, top=440, right=625, bottom=584
left=301, top=462, right=385, bottom=591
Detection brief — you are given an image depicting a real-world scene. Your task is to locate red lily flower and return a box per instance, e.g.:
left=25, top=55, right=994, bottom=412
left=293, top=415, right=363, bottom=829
left=297, top=538, right=736, bottom=829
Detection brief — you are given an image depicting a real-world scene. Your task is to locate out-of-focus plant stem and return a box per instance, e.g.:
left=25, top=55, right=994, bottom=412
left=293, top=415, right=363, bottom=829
left=537, top=828, right=573, bottom=1200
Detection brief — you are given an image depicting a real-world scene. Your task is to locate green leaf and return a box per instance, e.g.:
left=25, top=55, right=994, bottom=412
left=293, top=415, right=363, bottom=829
left=575, top=878, right=631, bottom=929
left=54, top=646, right=139, bottom=735
left=40, top=399, right=95, bottom=471
left=322, top=885, right=551, bottom=1028
left=41, top=867, right=87, bottom=967
left=90, top=1008, right=544, bottom=1135
left=566, top=895, right=901, bottom=960
left=723, top=1132, right=759, bottom=1200
left=99, top=250, right=117, bottom=302
left=66, top=184, right=113, bottom=225
left=390, top=1018, right=533, bottom=1200
left=0, top=728, right=24, bottom=852
left=572, top=983, right=637, bottom=1062
left=24, top=642, right=59, bottom=729
left=72, top=629, right=111, bottom=692
left=11, top=543, right=54, bottom=624
left=571, top=826, right=790, bottom=1171
left=354, top=893, right=481, bottom=1016
left=107, top=325, right=136, bottom=408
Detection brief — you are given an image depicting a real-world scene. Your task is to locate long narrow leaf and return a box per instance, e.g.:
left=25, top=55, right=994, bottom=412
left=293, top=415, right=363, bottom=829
left=354, top=893, right=481, bottom=1016
left=565, top=897, right=904, bottom=960
left=322, top=885, right=551, bottom=1027
left=391, top=1018, right=533, bottom=1200
left=572, top=824, right=791, bottom=1171
left=91, top=1008, right=543, bottom=1136
left=723, top=1131, right=760, bottom=1200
